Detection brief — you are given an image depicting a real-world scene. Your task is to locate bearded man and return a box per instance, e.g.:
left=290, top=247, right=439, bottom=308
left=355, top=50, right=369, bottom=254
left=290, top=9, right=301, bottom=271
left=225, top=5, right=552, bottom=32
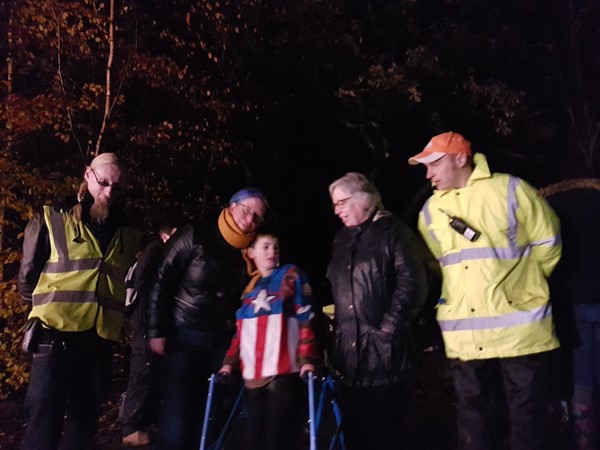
left=18, top=153, right=140, bottom=450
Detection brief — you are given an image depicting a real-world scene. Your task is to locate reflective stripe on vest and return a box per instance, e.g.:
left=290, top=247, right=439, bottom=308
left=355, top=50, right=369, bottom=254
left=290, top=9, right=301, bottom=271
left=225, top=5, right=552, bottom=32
left=423, top=176, right=561, bottom=267
left=30, top=206, right=139, bottom=341
left=32, top=290, right=124, bottom=313
left=438, top=303, right=553, bottom=332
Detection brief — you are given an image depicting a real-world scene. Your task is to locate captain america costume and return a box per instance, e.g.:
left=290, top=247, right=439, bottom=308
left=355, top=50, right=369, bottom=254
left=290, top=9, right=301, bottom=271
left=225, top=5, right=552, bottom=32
left=224, top=264, right=318, bottom=380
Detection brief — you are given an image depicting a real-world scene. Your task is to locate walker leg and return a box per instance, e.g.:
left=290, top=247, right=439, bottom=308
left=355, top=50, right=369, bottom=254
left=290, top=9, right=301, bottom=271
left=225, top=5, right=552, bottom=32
left=211, top=384, right=245, bottom=450
left=329, top=397, right=346, bottom=450
left=308, top=372, right=318, bottom=450
left=315, top=375, right=328, bottom=432
left=199, top=374, right=216, bottom=450
left=325, top=375, right=346, bottom=450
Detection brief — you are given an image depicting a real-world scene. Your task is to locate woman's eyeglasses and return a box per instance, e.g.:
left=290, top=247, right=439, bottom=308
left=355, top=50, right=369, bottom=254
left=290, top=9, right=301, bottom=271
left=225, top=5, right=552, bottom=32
left=332, top=196, right=352, bottom=211
left=236, top=202, right=264, bottom=223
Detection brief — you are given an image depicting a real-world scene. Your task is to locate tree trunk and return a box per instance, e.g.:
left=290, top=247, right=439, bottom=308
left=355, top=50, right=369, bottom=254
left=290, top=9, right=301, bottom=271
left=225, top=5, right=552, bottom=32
left=96, top=0, right=115, bottom=156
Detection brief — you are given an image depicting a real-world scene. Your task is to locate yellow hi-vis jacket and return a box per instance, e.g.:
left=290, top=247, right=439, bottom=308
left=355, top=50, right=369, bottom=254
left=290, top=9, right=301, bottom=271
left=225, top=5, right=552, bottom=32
left=418, top=153, right=561, bottom=360
left=29, top=205, right=140, bottom=342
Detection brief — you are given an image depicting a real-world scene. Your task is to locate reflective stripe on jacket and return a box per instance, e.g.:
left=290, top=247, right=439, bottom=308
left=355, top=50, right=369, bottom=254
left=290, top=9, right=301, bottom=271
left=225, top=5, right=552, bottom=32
left=418, top=153, right=561, bottom=360
left=30, top=205, right=140, bottom=341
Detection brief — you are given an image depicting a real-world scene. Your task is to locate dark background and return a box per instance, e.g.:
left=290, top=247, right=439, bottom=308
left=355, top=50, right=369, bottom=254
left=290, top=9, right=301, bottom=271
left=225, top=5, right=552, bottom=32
left=0, top=0, right=598, bottom=446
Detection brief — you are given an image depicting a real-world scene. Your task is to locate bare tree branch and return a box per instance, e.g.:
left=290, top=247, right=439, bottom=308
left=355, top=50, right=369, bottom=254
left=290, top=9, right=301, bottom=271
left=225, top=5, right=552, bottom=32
left=51, top=4, right=84, bottom=160
left=110, top=19, right=138, bottom=118
left=95, top=0, right=115, bottom=156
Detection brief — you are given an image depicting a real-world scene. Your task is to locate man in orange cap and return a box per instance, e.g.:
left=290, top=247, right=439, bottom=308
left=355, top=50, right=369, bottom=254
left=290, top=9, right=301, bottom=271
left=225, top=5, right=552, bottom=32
left=408, top=131, right=474, bottom=190
left=410, top=132, right=562, bottom=450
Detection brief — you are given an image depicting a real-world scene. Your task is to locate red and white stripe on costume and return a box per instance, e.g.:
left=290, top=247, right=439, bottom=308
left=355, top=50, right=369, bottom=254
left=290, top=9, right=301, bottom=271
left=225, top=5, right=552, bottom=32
left=239, top=314, right=300, bottom=379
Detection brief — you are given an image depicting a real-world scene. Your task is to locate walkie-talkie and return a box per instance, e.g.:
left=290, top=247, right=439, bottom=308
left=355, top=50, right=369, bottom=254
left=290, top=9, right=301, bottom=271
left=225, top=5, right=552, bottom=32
left=439, top=209, right=481, bottom=242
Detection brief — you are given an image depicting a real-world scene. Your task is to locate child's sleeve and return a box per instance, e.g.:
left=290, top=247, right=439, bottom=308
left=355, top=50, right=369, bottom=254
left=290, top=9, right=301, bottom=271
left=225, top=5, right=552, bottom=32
left=223, top=319, right=241, bottom=370
left=291, top=267, right=322, bottom=366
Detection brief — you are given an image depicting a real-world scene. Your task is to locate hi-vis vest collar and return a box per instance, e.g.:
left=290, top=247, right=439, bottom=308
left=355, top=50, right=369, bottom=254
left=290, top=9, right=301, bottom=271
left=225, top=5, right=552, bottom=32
left=30, top=205, right=140, bottom=341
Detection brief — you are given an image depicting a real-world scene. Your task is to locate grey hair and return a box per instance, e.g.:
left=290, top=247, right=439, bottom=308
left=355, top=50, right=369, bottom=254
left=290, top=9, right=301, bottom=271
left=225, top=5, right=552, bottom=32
left=328, top=172, right=383, bottom=213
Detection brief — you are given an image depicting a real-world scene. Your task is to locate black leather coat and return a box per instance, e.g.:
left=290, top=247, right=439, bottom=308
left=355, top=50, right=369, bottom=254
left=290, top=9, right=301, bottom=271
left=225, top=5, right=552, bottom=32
left=327, top=210, right=427, bottom=387
left=147, top=218, right=248, bottom=341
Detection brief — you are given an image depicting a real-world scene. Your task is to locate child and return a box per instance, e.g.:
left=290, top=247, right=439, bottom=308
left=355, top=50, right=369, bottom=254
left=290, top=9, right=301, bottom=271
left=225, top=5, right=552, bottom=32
left=219, top=229, right=320, bottom=450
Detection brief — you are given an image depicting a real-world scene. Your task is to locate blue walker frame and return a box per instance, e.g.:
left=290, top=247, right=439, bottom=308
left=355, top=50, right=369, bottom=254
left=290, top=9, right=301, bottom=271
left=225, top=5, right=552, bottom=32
left=199, top=372, right=346, bottom=450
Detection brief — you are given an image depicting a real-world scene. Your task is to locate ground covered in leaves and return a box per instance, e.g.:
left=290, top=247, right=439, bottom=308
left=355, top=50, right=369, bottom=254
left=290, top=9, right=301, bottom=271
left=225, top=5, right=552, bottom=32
left=0, top=347, right=458, bottom=450
left=0, top=340, right=577, bottom=450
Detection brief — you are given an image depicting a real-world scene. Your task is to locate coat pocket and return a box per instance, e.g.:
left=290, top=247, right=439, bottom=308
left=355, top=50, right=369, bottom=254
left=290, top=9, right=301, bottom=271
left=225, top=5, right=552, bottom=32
left=365, top=328, right=393, bottom=375
left=391, top=325, right=420, bottom=374
left=427, top=221, right=457, bottom=255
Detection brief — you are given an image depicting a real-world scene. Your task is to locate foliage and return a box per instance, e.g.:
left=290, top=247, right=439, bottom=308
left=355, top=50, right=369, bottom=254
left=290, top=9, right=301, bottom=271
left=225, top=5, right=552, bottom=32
left=0, top=280, right=29, bottom=399
left=332, top=1, right=598, bottom=191
left=0, top=152, right=74, bottom=398
left=0, top=0, right=276, bottom=397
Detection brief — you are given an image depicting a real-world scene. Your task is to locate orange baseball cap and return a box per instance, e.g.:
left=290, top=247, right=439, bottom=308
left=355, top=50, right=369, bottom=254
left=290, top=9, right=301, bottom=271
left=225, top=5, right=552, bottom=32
left=408, top=132, right=472, bottom=165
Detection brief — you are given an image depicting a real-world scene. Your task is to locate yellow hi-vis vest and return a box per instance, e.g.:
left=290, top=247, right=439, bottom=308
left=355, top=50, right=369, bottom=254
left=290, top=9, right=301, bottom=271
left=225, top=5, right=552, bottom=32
left=29, top=205, right=140, bottom=342
left=418, top=153, right=562, bottom=361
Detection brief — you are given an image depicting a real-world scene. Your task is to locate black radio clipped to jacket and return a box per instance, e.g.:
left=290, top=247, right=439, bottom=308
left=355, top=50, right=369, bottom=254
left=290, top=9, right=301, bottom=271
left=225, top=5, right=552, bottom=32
left=439, top=209, right=481, bottom=242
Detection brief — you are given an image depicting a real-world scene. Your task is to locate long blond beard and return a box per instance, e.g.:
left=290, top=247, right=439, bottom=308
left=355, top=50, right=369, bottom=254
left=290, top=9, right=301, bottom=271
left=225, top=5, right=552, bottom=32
left=90, top=201, right=110, bottom=223
left=78, top=180, right=111, bottom=223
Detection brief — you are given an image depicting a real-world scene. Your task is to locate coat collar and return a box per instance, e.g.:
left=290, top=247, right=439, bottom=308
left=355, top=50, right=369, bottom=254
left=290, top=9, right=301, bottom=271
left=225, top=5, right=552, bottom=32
left=434, top=153, right=491, bottom=198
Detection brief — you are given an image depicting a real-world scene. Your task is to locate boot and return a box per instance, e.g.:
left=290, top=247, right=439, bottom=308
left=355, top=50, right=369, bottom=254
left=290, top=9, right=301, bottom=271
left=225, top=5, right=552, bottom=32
left=122, top=430, right=151, bottom=446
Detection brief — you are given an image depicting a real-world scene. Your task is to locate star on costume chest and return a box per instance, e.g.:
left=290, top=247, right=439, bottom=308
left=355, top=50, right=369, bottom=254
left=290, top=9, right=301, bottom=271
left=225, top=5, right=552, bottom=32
left=251, top=289, right=277, bottom=314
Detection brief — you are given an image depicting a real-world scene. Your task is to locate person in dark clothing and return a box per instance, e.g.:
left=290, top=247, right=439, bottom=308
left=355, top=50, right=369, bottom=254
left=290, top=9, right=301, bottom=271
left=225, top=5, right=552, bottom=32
left=147, top=188, right=268, bottom=450
left=121, top=225, right=177, bottom=446
left=543, top=179, right=600, bottom=450
left=17, top=153, right=140, bottom=450
left=327, top=172, right=427, bottom=450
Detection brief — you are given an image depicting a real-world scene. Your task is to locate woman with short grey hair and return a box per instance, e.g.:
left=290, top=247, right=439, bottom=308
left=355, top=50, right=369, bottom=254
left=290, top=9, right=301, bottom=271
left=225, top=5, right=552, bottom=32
left=327, top=172, right=427, bottom=450
left=328, top=172, right=382, bottom=217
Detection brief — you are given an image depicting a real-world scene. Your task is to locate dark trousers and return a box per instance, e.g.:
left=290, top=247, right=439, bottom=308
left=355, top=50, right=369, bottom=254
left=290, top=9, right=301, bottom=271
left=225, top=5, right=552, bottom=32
left=21, top=331, right=112, bottom=450
left=571, top=304, right=600, bottom=449
left=156, top=344, right=228, bottom=450
left=245, top=374, right=305, bottom=450
left=572, top=304, right=600, bottom=403
left=121, top=322, right=159, bottom=436
left=336, top=383, right=404, bottom=450
left=449, top=352, right=551, bottom=450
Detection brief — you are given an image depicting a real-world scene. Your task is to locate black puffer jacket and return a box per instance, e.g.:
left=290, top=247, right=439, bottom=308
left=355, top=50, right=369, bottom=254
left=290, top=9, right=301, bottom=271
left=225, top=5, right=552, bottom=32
left=327, top=210, right=427, bottom=387
left=147, top=218, right=248, bottom=342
